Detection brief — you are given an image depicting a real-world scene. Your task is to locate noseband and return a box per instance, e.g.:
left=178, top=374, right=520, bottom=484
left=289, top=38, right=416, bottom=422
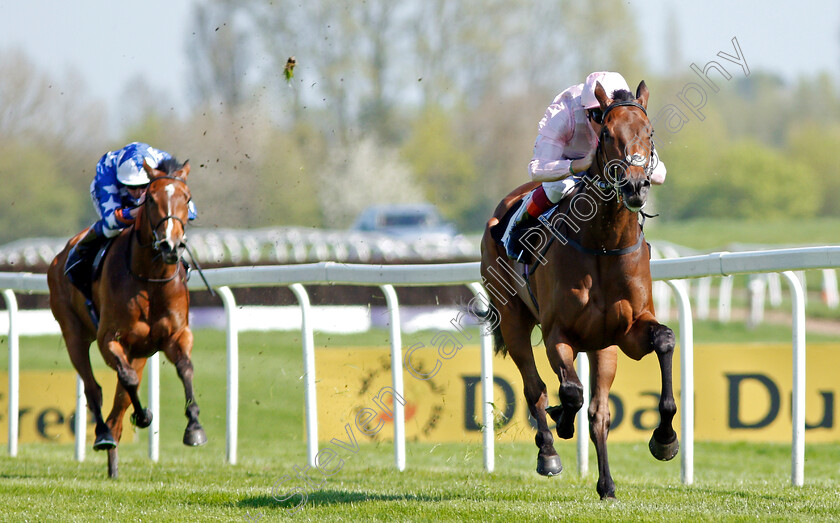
left=592, top=101, right=656, bottom=211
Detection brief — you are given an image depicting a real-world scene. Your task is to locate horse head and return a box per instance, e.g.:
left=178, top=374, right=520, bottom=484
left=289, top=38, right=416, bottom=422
left=141, top=158, right=191, bottom=265
left=593, top=80, right=655, bottom=213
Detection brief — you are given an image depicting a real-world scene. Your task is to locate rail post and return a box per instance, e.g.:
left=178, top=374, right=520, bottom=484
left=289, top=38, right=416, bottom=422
left=289, top=283, right=318, bottom=469
left=217, top=286, right=239, bottom=465
left=2, top=289, right=19, bottom=457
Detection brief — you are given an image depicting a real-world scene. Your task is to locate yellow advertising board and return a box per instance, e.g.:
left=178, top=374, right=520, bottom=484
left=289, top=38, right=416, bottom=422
left=0, top=371, right=134, bottom=444
left=315, top=343, right=840, bottom=443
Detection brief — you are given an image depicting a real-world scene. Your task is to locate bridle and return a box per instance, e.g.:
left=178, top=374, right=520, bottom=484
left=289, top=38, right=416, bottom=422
left=534, top=100, right=656, bottom=260
left=128, top=175, right=190, bottom=283
left=590, top=101, right=657, bottom=212
left=144, top=175, right=190, bottom=252
left=523, top=101, right=656, bottom=307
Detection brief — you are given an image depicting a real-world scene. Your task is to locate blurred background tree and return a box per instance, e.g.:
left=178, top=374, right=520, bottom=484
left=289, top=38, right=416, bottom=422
left=1, top=0, right=839, bottom=245
left=0, top=50, right=106, bottom=243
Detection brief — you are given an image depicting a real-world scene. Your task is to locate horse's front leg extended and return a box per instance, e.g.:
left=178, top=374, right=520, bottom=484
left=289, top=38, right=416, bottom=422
left=64, top=331, right=114, bottom=450
left=501, top=320, right=562, bottom=476
left=587, top=347, right=618, bottom=499
left=164, top=327, right=207, bottom=446
left=104, top=340, right=152, bottom=429
left=618, top=314, right=679, bottom=461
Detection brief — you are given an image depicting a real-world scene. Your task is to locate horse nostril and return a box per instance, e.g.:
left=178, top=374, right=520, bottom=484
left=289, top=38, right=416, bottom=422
left=160, top=241, right=178, bottom=256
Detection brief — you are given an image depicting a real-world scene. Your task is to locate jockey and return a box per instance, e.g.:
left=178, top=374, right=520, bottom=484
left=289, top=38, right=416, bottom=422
left=65, top=142, right=196, bottom=302
left=501, top=71, right=667, bottom=261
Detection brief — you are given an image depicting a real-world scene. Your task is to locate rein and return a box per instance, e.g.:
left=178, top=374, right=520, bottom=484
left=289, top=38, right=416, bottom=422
left=537, top=214, right=646, bottom=257
left=126, top=227, right=185, bottom=283
left=594, top=100, right=656, bottom=211
left=533, top=99, right=652, bottom=259
left=520, top=100, right=652, bottom=312
left=129, top=174, right=215, bottom=294
left=126, top=175, right=189, bottom=284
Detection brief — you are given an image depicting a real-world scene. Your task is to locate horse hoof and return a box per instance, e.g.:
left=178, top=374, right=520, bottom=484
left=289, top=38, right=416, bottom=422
left=131, top=409, right=153, bottom=429
left=555, top=422, right=575, bottom=440
left=649, top=433, right=679, bottom=461
left=536, top=454, right=563, bottom=476
left=93, top=434, right=117, bottom=451
left=183, top=427, right=207, bottom=447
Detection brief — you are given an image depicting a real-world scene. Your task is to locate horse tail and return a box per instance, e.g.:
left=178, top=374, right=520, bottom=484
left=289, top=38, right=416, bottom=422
left=469, top=298, right=507, bottom=357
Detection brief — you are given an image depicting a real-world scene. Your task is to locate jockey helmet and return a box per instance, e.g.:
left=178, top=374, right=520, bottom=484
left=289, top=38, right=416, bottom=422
left=581, top=71, right=631, bottom=109
left=116, top=149, right=152, bottom=187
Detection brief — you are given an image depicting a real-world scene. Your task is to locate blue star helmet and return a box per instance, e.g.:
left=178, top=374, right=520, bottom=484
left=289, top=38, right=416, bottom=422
left=115, top=145, right=155, bottom=186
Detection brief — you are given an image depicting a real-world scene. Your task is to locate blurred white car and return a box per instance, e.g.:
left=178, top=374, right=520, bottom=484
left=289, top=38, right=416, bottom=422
left=351, top=204, right=458, bottom=241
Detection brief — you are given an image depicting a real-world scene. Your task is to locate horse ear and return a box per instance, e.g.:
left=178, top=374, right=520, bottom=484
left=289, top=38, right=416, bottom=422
left=142, top=159, right=155, bottom=176
left=635, top=80, right=649, bottom=109
left=594, top=81, right=610, bottom=110
left=176, top=160, right=190, bottom=180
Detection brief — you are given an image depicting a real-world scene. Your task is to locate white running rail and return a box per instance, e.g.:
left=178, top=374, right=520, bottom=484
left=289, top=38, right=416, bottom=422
left=4, top=245, right=840, bottom=485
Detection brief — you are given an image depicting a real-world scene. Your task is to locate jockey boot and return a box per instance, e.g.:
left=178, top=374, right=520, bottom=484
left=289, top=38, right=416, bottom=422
left=501, top=187, right=553, bottom=261
left=65, top=227, right=107, bottom=304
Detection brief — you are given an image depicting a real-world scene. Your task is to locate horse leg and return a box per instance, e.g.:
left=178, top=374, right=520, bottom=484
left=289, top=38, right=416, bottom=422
left=544, top=333, right=584, bottom=440
left=107, top=448, right=118, bottom=479
left=163, top=328, right=207, bottom=446
left=618, top=314, right=679, bottom=461
left=102, top=357, right=147, bottom=479
left=104, top=380, right=132, bottom=479
left=65, top=332, right=115, bottom=450
left=103, top=341, right=153, bottom=429
left=502, top=318, right=561, bottom=476
left=587, top=347, right=618, bottom=500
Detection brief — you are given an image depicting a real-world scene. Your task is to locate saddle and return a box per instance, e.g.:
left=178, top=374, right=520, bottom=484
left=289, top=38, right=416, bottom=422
left=492, top=191, right=648, bottom=265
left=491, top=199, right=558, bottom=265
left=90, top=240, right=114, bottom=282
left=65, top=238, right=115, bottom=327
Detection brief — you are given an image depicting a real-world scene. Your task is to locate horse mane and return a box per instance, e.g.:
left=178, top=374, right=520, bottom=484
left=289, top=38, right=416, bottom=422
left=156, top=157, right=182, bottom=175
left=610, top=89, right=634, bottom=103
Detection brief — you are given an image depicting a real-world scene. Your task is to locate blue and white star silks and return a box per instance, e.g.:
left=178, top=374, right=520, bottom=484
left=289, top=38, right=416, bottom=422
left=89, top=143, right=173, bottom=238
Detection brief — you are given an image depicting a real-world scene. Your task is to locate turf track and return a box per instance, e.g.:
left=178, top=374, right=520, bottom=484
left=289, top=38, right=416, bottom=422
left=1, top=328, right=838, bottom=522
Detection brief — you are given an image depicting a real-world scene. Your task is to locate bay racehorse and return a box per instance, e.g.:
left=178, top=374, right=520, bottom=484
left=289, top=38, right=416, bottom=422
left=48, top=158, right=206, bottom=478
left=480, top=81, right=678, bottom=499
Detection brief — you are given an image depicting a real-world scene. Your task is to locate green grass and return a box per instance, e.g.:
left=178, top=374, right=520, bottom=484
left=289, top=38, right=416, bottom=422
left=1, top=328, right=838, bottom=522
left=644, top=217, right=840, bottom=251
left=689, top=318, right=837, bottom=343
left=3, top=440, right=839, bottom=522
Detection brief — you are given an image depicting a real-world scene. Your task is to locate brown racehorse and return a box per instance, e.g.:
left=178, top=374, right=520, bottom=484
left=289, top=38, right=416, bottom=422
left=47, top=158, right=206, bottom=478
left=480, top=81, right=678, bottom=499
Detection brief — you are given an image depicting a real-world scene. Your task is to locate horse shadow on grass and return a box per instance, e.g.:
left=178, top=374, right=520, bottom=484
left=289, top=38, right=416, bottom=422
left=239, top=489, right=445, bottom=514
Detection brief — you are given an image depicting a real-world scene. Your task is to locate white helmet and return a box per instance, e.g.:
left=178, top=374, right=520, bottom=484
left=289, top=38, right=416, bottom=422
left=580, top=71, right=631, bottom=109
left=116, top=146, right=155, bottom=186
